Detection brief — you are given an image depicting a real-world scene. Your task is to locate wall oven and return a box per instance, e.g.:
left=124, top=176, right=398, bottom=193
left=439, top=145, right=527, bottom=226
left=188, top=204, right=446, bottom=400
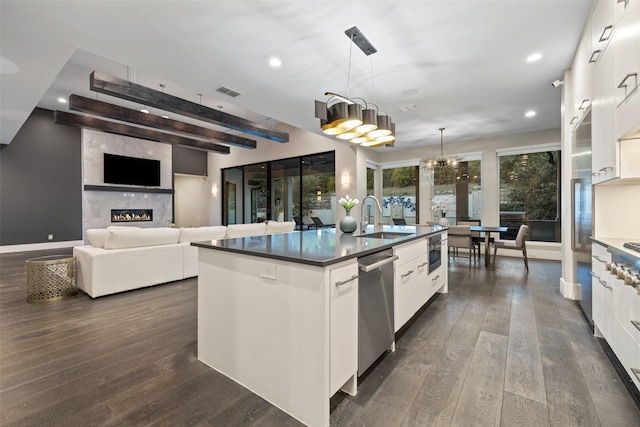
left=428, top=234, right=442, bottom=273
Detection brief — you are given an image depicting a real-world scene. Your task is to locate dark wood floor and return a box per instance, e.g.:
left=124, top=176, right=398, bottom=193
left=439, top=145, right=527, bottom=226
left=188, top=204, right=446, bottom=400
left=1, top=249, right=639, bottom=426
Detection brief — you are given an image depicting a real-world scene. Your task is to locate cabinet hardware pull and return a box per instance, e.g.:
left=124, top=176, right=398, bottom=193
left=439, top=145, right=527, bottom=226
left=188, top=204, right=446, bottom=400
left=335, top=275, right=358, bottom=287
left=570, top=116, right=578, bottom=125
left=592, top=255, right=605, bottom=263
left=589, top=50, right=601, bottom=63
left=591, top=271, right=599, bottom=278
left=579, top=99, right=590, bottom=110
left=618, top=72, right=638, bottom=89
left=417, top=262, right=428, bottom=268
left=632, top=368, right=640, bottom=383
left=359, top=255, right=399, bottom=272
left=599, top=25, right=613, bottom=42
left=401, top=270, right=414, bottom=278
left=598, top=277, right=612, bottom=290
left=432, top=275, right=440, bottom=281
left=599, top=166, right=613, bottom=172
left=632, top=320, right=640, bottom=332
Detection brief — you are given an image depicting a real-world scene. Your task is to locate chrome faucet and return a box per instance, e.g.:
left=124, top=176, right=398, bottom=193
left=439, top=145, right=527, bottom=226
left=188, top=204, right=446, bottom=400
left=360, top=195, right=382, bottom=233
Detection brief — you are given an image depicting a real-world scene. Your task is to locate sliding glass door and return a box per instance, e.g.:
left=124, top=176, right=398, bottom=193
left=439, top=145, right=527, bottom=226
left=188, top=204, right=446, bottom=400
left=221, top=151, right=335, bottom=226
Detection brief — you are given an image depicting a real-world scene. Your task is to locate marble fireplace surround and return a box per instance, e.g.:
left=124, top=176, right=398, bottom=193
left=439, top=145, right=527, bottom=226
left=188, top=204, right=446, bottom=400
left=82, top=130, right=173, bottom=236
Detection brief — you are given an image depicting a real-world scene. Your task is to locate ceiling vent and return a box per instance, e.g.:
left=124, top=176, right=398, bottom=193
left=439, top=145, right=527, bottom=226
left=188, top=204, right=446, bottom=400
left=216, top=86, right=242, bottom=98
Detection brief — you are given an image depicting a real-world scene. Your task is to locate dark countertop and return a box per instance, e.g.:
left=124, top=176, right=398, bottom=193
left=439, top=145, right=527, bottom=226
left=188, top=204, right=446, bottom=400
left=192, top=225, right=447, bottom=267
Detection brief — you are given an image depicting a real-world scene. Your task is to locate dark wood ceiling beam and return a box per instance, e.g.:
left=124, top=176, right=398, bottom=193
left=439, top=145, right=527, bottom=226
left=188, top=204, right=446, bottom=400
left=69, top=94, right=256, bottom=149
left=54, top=111, right=230, bottom=154
left=90, top=71, right=289, bottom=143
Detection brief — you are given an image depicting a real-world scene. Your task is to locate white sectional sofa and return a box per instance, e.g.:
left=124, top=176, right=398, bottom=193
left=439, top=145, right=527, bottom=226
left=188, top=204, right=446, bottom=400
left=73, top=221, right=296, bottom=298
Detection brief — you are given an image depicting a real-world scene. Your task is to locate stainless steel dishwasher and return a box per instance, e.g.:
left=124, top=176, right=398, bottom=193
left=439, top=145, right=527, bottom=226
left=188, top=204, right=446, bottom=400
left=358, top=248, right=398, bottom=376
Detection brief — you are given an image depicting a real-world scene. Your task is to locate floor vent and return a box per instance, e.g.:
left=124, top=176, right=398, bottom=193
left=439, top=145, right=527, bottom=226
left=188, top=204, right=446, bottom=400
left=216, top=86, right=242, bottom=98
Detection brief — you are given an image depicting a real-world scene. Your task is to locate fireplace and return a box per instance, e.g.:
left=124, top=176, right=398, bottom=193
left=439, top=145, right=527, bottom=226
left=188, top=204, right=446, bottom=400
left=111, top=209, right=153, bottom=223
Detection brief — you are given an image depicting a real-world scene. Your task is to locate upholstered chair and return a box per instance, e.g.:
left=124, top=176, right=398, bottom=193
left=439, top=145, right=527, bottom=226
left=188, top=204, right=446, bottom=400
left=447, top=225, right=475, bottom=269
left=492, top=224, right=530, bottom=271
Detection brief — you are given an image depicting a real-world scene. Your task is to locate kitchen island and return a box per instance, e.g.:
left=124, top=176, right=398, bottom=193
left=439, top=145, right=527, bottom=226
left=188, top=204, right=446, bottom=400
left=192, top=225, right=446, bottom=427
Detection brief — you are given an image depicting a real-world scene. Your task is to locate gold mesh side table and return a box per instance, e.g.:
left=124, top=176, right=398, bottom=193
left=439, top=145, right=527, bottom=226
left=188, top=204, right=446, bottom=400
left=25, top=255, right=77, bottom=303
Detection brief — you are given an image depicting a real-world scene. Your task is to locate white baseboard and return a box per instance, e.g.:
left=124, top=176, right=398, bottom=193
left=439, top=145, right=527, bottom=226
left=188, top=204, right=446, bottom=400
left=0, top=240, right=84, bottom=254
left=560, top=277, right=581, bottom=300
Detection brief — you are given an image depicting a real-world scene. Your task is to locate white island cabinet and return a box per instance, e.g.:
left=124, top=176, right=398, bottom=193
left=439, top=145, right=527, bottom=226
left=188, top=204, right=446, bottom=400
left=194, top=226, right=447, bottom=427
left=198, top=249, right=357, bottom=427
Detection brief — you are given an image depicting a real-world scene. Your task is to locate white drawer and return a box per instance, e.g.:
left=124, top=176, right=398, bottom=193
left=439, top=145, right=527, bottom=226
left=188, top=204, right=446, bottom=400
left=393, top=238, right=426, bottom=265
left=592, top=242, right=611, bottom=266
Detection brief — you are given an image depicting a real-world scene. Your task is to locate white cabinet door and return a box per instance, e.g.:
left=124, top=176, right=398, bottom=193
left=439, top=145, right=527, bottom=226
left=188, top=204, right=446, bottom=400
left=614, top=319, right=640, bottom=391
left=572, top=17, right=594, bottom=124
left=329, top=261, right=358, bottom=396
left=394, top=257, right=421, bottom=332
left=602, top=273, right=616, bottom=344
left=591, top=0, right=616, bottom=65
left=591, top=42, right=618, bottom=183
left=615, top=0, right=640, bottom=139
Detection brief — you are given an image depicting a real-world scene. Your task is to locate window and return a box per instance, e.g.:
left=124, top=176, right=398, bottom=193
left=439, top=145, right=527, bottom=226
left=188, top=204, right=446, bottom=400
left=499, top=150, right=560, bottom=242
left=433, top=160, right=482, bottom=224
left=381, top=165, right=418, bottom=225
left=221, top=151, right=335, bottom=227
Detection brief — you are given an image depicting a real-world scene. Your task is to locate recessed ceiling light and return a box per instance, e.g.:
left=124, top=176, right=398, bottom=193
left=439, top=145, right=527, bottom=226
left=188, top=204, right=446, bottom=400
left=162, top=115, right=169, bottom=119
left=525, top=110, right=536, bottom=117
left=57, top=97, right=66, bottom=103
left=269, top=57, right=282, bottom=68
left=140, top=109, right=149, bottom=114
left=527, top=53, right=543, bottom=62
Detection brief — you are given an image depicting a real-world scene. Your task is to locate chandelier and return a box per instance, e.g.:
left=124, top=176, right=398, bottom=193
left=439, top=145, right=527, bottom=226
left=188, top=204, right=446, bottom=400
left=421, top=128, right=460, bottom=183
left=314, top=26, right=395, bottom=147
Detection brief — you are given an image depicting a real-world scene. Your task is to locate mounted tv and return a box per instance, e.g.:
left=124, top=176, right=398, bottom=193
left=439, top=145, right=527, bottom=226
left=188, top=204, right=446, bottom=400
left=103, top=153, right=161, bottom=187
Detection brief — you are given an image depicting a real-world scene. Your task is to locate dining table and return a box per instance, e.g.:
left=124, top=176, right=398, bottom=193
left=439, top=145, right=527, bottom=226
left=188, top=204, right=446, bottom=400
left=469, top=226, right=508, bottom=267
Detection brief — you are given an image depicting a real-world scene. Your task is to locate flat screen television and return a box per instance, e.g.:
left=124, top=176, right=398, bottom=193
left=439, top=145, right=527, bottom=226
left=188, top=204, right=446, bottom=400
left=103, top=153, right=161, bottom=187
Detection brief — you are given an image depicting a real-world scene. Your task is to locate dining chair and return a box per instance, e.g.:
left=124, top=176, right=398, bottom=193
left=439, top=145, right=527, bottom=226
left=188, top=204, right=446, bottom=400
left=447, top=225, right=475, bottom=269
left=457, top=220, right=481, bottom=262
left=392, top=218, right=407, bottom=225
left=492, top=224, right=529, bottom=271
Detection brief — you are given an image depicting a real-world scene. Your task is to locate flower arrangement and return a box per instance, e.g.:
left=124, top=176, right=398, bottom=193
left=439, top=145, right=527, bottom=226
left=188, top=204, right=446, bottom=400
left=431, top=197, right=452, bottom=217
left=338, top=195, right=359, bottom=211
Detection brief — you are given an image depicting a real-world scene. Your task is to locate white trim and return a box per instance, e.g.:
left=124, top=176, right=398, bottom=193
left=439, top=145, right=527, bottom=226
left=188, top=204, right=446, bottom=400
left=560, top=277, right=581, bottom=300
left=380, top=159, right=420, bottom=170
left=496, top=143, right=561, bottom=156
left=0, top=240, right=83, bottom=254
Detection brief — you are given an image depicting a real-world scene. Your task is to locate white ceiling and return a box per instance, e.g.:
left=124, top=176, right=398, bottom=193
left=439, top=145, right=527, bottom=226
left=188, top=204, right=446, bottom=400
left=1, top=0, right=594, bottom=150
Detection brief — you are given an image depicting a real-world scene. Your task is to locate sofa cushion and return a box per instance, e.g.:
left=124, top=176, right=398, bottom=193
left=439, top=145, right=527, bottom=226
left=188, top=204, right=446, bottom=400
left=86, top=229, right=109, bottom=248
left=264, top=221, right=296, bottom=235
left=104, top=228, right=180, bottom=250
left=225, top=223, right=267, bottom=238
left=179, top=226, right=227, bottom=243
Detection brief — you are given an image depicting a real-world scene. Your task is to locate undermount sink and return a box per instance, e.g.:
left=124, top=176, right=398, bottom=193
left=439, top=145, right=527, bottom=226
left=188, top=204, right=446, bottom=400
left=353, top=231, right=414, bottom=239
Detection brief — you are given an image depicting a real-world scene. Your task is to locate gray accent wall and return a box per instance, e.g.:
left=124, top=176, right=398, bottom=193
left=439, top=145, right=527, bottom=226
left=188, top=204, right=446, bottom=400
left=173, top=145, right=207, bottom=176
left=0, top=108, right=82, bottom=245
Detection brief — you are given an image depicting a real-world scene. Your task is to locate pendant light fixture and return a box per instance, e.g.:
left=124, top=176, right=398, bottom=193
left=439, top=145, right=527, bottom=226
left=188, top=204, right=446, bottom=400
left=314, top=26, right=395, bottom=147
left=421, top=128, right=461, bottom=182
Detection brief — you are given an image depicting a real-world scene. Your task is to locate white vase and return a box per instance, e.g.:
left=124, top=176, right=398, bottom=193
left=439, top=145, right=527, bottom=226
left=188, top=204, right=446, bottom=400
left=438, top=217, right=449, bottom=226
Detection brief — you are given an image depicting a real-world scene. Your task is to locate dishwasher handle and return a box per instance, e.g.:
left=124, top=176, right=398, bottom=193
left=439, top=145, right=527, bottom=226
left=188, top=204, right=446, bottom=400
left=359, top=255, right=399, bottom=272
